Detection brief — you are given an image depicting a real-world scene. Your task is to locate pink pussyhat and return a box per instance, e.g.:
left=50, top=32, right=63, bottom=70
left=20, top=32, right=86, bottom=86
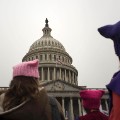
left=80, top=90, right=105, bottom=110
left=13, top=59, right=39, bottom=78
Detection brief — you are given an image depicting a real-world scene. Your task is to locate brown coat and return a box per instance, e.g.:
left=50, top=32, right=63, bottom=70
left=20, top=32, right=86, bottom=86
left=0, top=88, right=65, bottom=120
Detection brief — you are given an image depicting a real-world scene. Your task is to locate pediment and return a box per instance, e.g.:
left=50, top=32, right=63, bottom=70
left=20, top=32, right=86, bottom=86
left=39, top=80, right=84, bottom=92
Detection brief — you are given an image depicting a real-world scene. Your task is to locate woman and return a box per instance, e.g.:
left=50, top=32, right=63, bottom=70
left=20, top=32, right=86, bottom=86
left=0, top=59, right=65, bottom=120
left=77, top=89, right=108, bottom=120
left=98, top=21, right=120, bottom=120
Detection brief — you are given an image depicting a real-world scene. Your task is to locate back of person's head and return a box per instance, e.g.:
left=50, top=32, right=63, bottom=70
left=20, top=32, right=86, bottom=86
left=98, top=21, right=120, bottom=57
left=13, top=59, right=39, bottom=78
left=80, top=90, right=105, bottom=111
left=3, top=59, right=40, bottom=110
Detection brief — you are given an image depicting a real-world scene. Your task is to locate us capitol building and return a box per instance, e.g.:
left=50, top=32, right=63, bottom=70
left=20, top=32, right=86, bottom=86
left=0, top=19, right=109, bottom=120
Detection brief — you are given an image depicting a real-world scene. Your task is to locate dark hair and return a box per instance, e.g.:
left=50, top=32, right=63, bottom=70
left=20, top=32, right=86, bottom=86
left=3, top=76, right=40, bottom=111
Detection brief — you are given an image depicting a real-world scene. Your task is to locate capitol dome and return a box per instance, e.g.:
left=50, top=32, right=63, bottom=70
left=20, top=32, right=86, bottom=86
left=23, top=18, right=78, bottom=85
left=29, top=35, right=66, bottom=52
left=29, top=18, right=65, bottom=52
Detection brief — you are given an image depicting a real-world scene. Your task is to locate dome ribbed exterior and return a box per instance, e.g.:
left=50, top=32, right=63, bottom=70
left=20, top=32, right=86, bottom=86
left=29, top=36, right=66, bottom=52
left=23, top=18, right=78, bottom=85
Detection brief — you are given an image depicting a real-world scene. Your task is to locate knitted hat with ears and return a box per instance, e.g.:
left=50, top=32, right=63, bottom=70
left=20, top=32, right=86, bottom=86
left=80, top=90, right=105, bottom=110
left=98, top=21, right=120, bottom=57
left=13, top=59, right=39, bottom=78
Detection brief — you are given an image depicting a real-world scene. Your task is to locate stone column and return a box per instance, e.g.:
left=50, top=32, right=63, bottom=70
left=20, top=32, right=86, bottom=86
left=78, top=98, right=82, bottom=116
left=65, top=69, right=66, bottom=81
left=62, top=97, right=65, bottom=116
left=59, top=68, right=61, bottom=80
left=53, top=67, right=56, bottom=80
left=48, top=67, right=50, bottom=81
left=75, top=75, right=77, bottom=85
left=70, top=97, right=74, bottom=120
left=76, top=76, right=78, bottom=85
left=72, top=72, right=74, bottom=84
left=69, top=70, right=71, bottom=83
left=105, top=99, right=109, bottom=112
left=42, top=67, right=44, bottom=80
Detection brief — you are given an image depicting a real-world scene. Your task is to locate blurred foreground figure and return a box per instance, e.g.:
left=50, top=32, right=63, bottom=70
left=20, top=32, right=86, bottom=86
left=98, top=21, right=120, bottom=120
left=0, top=59, right=65, bottom=120
left=76, top=90, right=108, bottom=120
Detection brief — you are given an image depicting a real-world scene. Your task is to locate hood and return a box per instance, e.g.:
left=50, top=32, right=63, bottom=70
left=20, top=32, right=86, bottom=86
left=0, top=87, right=45, bottom=114
left=0, top=93, right=28, bottom=115
left=0, top=87, right=52, bottom=120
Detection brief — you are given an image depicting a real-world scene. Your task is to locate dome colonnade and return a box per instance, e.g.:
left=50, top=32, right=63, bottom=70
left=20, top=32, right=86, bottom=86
left=22, top=18, right=78, bottom=85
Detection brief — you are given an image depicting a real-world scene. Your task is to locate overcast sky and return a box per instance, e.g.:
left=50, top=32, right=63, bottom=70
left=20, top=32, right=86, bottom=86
left=0, top=0, right=119, bottom=88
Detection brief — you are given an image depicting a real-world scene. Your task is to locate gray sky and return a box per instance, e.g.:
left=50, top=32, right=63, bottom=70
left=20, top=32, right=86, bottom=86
left=0, top=0, right=119, bottom=88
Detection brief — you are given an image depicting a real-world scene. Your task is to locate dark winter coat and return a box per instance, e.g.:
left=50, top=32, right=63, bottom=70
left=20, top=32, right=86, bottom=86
left=0, top=87, right=65, bottom=120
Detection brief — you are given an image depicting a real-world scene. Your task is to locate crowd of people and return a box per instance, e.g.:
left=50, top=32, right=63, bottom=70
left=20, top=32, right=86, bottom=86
left=0, top=59, right=65, bottom=120
left=0, top=21, right=120, bottom=120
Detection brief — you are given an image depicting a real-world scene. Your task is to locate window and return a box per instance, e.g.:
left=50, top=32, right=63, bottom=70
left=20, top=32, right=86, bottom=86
left=54, top=55, right=56, bottom=61
left=50, top=69, right=53, bottom=80
left=62, top=57, right=64, bottom=62
left=44, top=68, right=47, bottom=80
left=49, top=54, right=52, bottom=61
left=40, top=55, right=42, bottom=61
left=45, top=54, right=47, bottom=60
left=59, top=56, right=60, bottom=60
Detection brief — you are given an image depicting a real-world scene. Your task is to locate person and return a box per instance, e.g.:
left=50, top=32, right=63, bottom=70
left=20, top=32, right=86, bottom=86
left=0, top=59, right=65, bottom=120
left=98, top=21, right=120, bottom=120
left=77, top=89, right=108, bottom=120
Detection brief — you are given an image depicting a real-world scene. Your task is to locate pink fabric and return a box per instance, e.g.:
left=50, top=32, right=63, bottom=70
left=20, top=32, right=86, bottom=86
left=13, top=59, right=39, bottom=78
left=80, top=90, right=104, bottom=109
left=109, top=92, right=120, bottom=120
left=79, top=111, right=108, bottom=120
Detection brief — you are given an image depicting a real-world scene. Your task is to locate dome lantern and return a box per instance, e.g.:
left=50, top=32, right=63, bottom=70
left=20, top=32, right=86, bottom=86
left=42, top=18, right=52, bottom=37
left=29, top=19, right=66, bottom=52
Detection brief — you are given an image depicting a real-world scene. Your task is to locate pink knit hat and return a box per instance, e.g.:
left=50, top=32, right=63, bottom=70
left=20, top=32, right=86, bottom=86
left=80, top=90, right=105, bottom=110
left=13, top=59, right=39, bottom=78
